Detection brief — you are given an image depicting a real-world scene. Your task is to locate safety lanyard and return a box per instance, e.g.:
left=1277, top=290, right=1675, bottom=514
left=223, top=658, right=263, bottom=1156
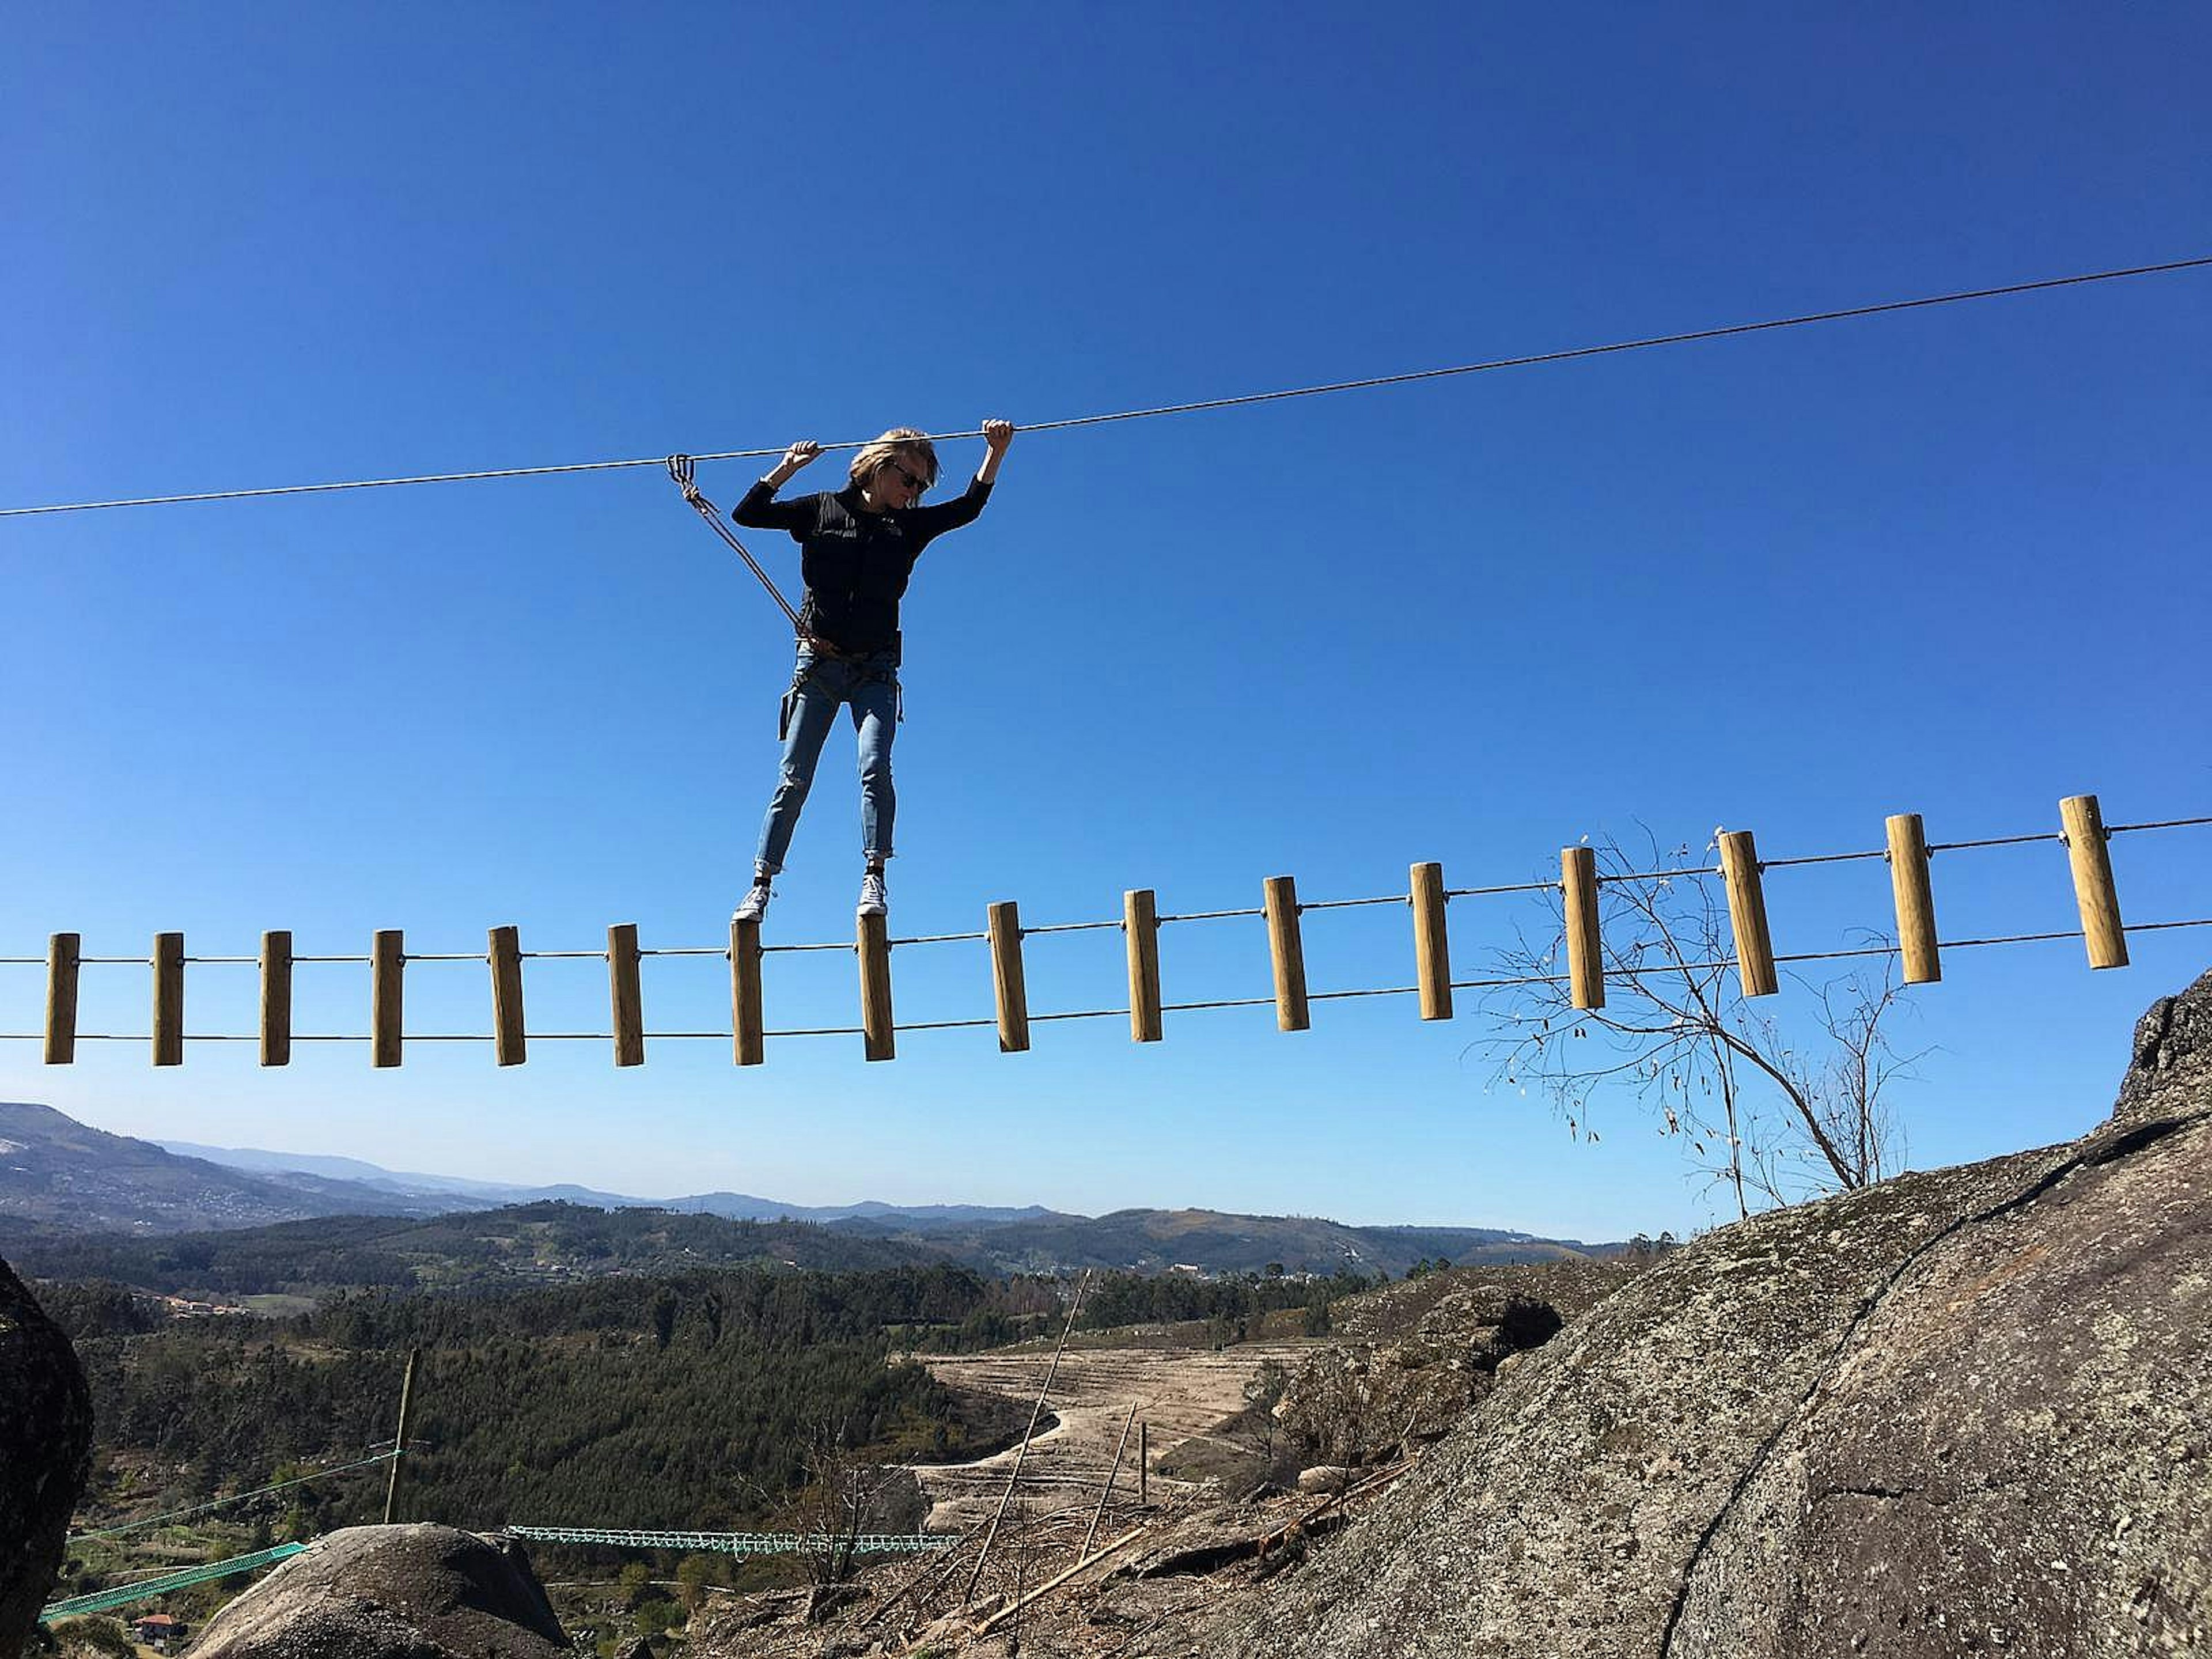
left=666, top=454, right=805, bottom=638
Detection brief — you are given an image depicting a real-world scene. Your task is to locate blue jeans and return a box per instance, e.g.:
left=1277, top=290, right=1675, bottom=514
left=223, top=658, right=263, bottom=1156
left=753, top=648, right=899, bottom=876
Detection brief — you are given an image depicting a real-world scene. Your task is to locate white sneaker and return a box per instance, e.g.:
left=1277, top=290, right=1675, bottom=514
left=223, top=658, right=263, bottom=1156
left=732, top=881, right=772, bottom=925
left=858, top=872, right=888, bottom=918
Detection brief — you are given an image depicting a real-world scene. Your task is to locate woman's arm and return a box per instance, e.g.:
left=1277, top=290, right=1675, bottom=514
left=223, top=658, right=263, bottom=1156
left=908, top=421, right=1014, bottom=540
left=974, top=419, right=1013, bottom=485
left=732, top=440, right=824, bottom=531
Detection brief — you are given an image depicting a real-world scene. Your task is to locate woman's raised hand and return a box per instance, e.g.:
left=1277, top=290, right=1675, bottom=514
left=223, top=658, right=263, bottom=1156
left=975, top=419, right=1014, bottom=485
left=765, top=440, right=821, bottom=488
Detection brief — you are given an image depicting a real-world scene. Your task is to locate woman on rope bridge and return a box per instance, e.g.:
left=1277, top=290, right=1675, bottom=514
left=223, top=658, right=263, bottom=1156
left=730, top=419, right=1014, bottom=925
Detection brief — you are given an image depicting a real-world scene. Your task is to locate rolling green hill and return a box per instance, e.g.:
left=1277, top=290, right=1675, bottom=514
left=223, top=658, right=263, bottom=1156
left=0, top=1200, right=942, bottom=1299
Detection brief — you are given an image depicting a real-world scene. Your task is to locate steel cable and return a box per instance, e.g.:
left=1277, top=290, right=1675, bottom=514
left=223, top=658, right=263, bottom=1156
left=7, top=257, right=2205, bottom=519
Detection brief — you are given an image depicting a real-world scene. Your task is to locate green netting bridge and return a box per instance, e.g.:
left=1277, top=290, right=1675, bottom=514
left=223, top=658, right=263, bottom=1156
left=39, top=1544, right=306, bottom=1622
left=506, top=1525, right=954, bottom=1555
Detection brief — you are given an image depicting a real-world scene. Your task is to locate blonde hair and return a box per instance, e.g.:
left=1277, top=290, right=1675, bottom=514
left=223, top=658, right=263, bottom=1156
left=848, top=428, right=939, bottom=491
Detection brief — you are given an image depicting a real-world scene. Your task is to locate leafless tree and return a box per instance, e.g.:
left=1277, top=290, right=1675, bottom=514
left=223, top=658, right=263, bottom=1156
left=1482, top=830, right=1922, bottom=1217
left=783, top=1418, right=913, bottom=1588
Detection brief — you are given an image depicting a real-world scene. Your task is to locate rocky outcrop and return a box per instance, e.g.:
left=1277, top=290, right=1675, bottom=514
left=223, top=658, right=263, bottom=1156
left=1, top=1257, right=93, bottom=1659
left=187, top=1524, right=569, bottom=1659
left=2116, top=976, right=2212, bottom=1124
left=1281, top=1282, right=1568, bottom=1465
left=1322, top=1256, right=1639, bottom=1346
left=1210, top=969, right=2212, bottom=1658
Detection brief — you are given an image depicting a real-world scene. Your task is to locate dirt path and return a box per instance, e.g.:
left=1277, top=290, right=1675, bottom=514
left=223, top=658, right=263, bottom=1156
left=912, top=1344, right=1310, bottom=1531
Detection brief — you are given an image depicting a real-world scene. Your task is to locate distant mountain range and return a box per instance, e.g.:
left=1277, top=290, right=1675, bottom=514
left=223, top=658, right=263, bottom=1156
left=0, top=1100, right=1616, bottom=1280
left=0, top=1101, right=449, bottom=1233
left=154, top=1134, right=1056, bottom=1229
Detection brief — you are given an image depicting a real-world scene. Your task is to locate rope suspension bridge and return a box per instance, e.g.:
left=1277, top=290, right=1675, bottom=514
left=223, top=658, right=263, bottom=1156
left=505, top=1526, right=951, bottom=1556
left=43, top=1535, right=953, bottom=1623
left=5, top=257, right=2207, bottom=1062
left=50, top=1451, right=393, bottom=1626
left=31, top=811, right=2207, bottom=1628
left=5, top=795, right=2207, bottom=1068
left=46, top=1442, right=955, bottom=1625
left=40, top=1546, right=311, bottom=1623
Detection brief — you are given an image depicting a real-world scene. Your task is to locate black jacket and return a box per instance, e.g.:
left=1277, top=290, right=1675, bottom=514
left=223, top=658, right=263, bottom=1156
left=733, top=476, right=994, bottom=656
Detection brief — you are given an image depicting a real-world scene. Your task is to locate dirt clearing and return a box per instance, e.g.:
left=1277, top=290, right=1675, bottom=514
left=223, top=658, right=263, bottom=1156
left=913, top=1343, right=1310, bottom=1530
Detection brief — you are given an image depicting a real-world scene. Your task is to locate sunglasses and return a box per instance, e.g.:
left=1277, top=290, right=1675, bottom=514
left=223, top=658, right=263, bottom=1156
left=887, top=461, right=930, bottom=493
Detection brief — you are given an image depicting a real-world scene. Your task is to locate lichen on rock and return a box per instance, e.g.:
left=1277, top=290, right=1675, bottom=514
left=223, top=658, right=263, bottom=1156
left=1206, top=971, right=2212, bottom=1658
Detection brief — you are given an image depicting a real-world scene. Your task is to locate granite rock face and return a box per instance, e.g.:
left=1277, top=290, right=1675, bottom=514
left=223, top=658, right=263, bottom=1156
left=1210, top=970, right=2212, bottom=1658
left=1280, top=1283, right=1569, bottom=1465
left=188, top=1524, right=570, bottom=1659
left=2116, top=972, right=2212, bottom=1125
left=0, top=1257, right=93, bottom=1659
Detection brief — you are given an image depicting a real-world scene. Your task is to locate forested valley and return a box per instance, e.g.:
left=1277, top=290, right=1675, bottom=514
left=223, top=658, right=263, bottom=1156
left=53, top=1266, right=1032, bottom=1546
left=1, top=1202, right=941, bottom=1298
left=41, top=1256, right=1370, bottom=1570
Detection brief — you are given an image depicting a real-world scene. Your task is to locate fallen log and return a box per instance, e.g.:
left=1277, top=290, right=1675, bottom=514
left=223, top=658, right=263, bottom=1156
left=1255, top=1455, right=1413, bottom=1559
left=976, top=1525, right=1147, bottom=1637
left=1135, top=1457, right=1416, bottom=1577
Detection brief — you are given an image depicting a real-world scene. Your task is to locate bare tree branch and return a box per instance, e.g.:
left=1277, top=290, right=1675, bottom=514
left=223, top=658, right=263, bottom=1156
left=1480, top=831, right=1919, bottom=1211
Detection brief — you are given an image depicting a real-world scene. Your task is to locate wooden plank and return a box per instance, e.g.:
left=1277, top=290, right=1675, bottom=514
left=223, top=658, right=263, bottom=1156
left=987, top=900, right=1030, bottom=1053
left=1717, top=832, right=1779, bottom=997
left=45, top=932, right=79, bottom=1065
left=372, top=930, right=404, bottom=1067
left=1263, top=876, right=1310, bottom=1032
left=152, top=931, right=184, bottom=1066
left=490, top=926, right=525, bottom=1066
left=1410, top=862, right=1452, bottom=1020
left=260, top=930, right=293, bottom=1067
left=1563, top=846, right=1605, bottom=1010
left=1124, top=888, right=1162, bottom=1043
left=730, top=919, right=764, bottom=1066
left=2061, top=794, right=2128, bottom=969
left=1884, top=813, right=1941, bottom=984
left=608, top=923, right=644, bottom=1067
left=858, top=912, right=894, bottom=1061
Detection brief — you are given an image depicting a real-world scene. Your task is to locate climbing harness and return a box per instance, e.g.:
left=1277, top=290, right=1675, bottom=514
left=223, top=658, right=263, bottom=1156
left=777, top=653, right=904, bottom=741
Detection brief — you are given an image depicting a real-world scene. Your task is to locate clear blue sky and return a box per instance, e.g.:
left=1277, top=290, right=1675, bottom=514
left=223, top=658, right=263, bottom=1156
left=3, top=5, right=2207, bottom=1243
